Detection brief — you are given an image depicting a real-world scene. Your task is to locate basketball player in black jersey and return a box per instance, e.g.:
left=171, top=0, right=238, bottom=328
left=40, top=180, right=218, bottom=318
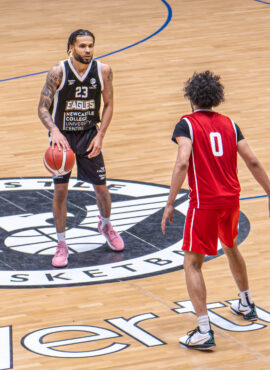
left=38, top=29, right=124, bottom=267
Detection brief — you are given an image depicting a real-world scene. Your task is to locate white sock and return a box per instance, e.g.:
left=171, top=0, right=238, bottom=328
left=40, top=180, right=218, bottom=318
left=57, top=232, right=66, bottom=243
left=240, top=289, right=253, bottom=306
left=100, top=216, right=110, bottom=228
left=198, top=315, right=211, bottom=333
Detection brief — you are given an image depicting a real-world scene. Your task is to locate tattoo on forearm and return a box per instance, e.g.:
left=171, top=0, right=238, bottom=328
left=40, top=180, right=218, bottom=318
left=38, top=65, right=63, bottom=130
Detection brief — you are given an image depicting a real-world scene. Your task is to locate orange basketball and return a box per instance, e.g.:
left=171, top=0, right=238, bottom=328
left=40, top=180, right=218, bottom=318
left=43, top=146, right=75, bottom=176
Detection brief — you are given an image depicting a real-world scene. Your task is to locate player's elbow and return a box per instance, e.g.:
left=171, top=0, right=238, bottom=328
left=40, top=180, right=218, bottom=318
left=38, top=106, right=47, bottom=120
left=175, top=159, right=189, bottom=172
left=37, top=107, right=42, bottom=119
left=38, top=104, right=43, bottom=115
left=246, top=156, right=260, bottom=170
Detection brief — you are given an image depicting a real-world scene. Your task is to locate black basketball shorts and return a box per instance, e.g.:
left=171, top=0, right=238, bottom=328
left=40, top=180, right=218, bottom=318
left=51, top=128, right=106, bottom=186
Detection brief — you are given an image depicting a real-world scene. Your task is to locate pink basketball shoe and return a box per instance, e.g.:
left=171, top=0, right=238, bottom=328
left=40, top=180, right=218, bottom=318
left=98, top=217, right=124, bottom=251
left=52, top=241, right=69, bottom=267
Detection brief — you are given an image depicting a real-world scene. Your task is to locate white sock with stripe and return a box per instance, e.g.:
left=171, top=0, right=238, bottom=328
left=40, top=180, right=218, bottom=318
left=240, top=289, right=253, bottom=306
left=198, top=315, right=211, bottom=333
left=100, top=216, right=110, bottom=228
left=57, top=232, right=66, bottom=243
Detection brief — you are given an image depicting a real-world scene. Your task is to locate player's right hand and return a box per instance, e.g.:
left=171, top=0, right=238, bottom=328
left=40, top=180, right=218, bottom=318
left=50, top=127, right=70, bottom=151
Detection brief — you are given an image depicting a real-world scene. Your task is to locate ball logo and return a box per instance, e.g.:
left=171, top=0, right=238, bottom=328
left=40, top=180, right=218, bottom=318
left=0, top=178, right=250, bottom=288
left=89, top=78, right=97, bottom=89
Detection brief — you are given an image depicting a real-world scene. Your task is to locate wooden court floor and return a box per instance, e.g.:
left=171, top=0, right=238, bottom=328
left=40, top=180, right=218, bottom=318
left=0, top=0, right=270, bottom=368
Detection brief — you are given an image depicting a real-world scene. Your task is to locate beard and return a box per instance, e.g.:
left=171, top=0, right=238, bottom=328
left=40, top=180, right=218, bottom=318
left=72, top=50, right=92, bottom=64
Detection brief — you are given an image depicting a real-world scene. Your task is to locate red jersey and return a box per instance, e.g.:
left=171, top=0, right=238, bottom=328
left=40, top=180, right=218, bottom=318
left=174, top=110, right=241, bottom=209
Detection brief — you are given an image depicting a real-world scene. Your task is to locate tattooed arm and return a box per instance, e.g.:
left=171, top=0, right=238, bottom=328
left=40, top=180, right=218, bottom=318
left=38, top=64, right=70, bottom=150
left=87, top=63, right=113, bottom=158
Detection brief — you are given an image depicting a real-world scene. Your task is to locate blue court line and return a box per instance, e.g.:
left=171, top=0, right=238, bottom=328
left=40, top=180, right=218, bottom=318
left=240, top=194, right=268, bottom=200
left=0, top=0, right=172, bottom=83
left=253, top=0, right=270, bottom=4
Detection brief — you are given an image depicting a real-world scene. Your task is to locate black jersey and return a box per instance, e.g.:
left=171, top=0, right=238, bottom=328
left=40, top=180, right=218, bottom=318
left=50, top=58, right=103, bottom=132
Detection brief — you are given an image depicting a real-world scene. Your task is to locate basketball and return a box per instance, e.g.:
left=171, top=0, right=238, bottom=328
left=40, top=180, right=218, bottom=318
left=43, top=146, right=75, bottom=176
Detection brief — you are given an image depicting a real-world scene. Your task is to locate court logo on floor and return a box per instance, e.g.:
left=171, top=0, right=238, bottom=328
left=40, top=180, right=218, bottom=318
left=0, top=178, right=250, bottom=288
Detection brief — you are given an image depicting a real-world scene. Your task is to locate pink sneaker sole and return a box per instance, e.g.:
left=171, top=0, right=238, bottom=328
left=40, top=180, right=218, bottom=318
left=52, top=257, right=68, bottom=268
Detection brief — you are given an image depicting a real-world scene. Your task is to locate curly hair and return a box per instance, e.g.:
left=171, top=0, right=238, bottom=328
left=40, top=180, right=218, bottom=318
left=184, top=71, right=224, bottom=108
left=67, top=29, right=95, bottom=54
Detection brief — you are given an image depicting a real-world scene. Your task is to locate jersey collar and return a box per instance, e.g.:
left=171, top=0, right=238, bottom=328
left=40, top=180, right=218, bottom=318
left=194, top=109, right=213, bottom=112
left=68, top=57, right=93, bottom=82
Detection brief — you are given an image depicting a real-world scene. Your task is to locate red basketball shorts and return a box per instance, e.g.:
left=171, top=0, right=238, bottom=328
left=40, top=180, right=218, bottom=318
left=182, top=206, right=240, bottom=256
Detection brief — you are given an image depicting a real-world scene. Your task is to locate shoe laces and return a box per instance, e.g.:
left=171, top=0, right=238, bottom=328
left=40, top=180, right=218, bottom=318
left=55, top=243, right=67, bottom=256
left=186, top=327, right=200, bottom=343
left=104, top=225, right=118, bottom=240
left=237, top=298, right=254, bottom=311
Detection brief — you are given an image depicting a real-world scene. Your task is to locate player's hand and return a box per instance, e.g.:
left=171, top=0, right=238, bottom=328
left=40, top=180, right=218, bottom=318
left=161, top=204, right=174, bottom=235
left=87, top=133, right=103, bottom=158
left=50, top=127, right=70, bottom=151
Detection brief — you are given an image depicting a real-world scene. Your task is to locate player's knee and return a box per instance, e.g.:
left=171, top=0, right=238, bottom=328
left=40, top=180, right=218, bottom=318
left=94, top=185, right=109, bottom=197
left=54, top=186, right=68, bottom=203
left=222, top=243, right=237, bottom=257
left=184, top=252, right=203, bottom=271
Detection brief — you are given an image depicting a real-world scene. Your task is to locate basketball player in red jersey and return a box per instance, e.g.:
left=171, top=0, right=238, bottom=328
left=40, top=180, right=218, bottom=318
left=161, top=71, right=270, bottom=350
left=38, top=29, right=124, bottom=268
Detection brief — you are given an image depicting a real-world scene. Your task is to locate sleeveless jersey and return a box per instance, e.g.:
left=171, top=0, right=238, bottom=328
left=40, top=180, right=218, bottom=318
left=181, top=110, right=241, bottom=209
left=50, top=58, right=103, bottom=132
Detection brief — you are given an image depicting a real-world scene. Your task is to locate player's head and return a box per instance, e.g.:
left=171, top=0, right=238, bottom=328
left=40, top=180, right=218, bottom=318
left=184, top=71, right=224, bottom=109
left=67, top=29, right=95, bottom=64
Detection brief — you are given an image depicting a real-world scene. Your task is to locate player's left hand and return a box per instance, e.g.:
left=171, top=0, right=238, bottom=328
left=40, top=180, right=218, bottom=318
left=87, top=133, right=103, bottom=158
left=161, top=204, right=174, bottom=235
